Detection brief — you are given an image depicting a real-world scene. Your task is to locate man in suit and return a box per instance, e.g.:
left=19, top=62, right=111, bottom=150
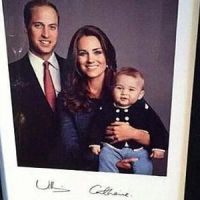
left=9, top=0, right=65, bottom=168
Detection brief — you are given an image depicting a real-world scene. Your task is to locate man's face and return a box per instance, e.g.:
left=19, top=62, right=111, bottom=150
left=27, top=5, right=58, bottom=60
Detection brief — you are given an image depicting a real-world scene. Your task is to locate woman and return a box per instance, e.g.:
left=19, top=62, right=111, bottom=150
left=58, top=25, right=150, bottom=171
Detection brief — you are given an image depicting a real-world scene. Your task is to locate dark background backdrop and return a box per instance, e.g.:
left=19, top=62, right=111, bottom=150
left=2, top=0, right=178, bottom=130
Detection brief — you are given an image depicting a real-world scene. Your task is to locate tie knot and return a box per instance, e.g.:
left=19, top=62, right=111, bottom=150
left=43, top=61, right=50, bottom=69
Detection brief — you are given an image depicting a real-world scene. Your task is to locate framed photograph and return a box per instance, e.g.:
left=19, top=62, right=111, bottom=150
left=0, top=0, right=199, bottom=199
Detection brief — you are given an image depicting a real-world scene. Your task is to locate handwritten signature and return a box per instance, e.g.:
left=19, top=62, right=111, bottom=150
left=89, top=184, right=131, bottom=197
left=36, top=180, right=70, bottom=193
left=36, top=180, right=131, bottom=197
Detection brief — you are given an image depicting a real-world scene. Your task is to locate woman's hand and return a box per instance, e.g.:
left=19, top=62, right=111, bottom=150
left=105, top=121, right=150, bottom=145
left=116, top=158, right=138, bottom=170
left=106, top=121, right=133, bottom=142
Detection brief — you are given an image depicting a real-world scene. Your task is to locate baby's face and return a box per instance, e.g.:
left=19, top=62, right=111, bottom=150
left=113, top=74, right=144, bottom=108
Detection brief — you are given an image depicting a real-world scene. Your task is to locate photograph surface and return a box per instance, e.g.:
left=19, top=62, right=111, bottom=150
left=0, top=0, right=199, bottom=200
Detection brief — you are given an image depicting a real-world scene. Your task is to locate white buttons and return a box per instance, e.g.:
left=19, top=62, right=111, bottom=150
left=124, top=142, right=129, bottom=147
left=125, top=116, right=129, bottom=121
left=115, top=117, right=120, bottom=121
left=116, top=109, right=120, bottom=113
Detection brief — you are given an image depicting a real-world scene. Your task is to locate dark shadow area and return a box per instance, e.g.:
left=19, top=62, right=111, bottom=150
left=0, top=179, right=2, bottom=200
left=185, top=18, right=200, bottom=200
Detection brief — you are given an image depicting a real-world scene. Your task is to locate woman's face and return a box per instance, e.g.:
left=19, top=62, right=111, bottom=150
left=77, top=36, right=107, bottom=80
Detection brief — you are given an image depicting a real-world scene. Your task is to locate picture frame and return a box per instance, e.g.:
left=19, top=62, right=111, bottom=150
left=0, top=0, right=199, bottom=199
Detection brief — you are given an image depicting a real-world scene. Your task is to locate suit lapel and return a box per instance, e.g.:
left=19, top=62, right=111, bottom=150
left=21, top=53, right=65, bottom=114
left=22, top=54, right=54, bottom=114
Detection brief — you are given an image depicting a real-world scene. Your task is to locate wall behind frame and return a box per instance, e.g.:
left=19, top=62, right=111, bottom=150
left=185, top=18, right=200, bottom=200
left=2, top=0, right=178, bottom=130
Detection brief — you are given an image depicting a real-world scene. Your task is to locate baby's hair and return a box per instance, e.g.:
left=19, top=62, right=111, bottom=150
left=114, top=66, right=145, bottom=89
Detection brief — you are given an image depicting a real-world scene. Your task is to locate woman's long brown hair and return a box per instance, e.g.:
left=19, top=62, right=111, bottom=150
left=61, top=25, right=117, bottom=113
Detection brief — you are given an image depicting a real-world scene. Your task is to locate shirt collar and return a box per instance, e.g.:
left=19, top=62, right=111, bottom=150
left=113, top=102, right=131, bottom=109
left=28, top=51, right=59, bottom=70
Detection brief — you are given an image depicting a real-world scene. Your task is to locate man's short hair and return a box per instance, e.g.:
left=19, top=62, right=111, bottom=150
left=24, top=0, right=60, bottom=28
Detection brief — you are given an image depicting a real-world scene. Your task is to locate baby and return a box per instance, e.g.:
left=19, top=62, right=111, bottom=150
left=89, top=67, right=168, bottom=174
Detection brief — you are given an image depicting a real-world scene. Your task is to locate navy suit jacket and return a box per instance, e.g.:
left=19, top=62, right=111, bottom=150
left=9, top=53, right=66, bottom=168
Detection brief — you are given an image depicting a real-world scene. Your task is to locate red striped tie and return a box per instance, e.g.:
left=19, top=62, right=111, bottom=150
left=43, top=61, right=56, bottom=111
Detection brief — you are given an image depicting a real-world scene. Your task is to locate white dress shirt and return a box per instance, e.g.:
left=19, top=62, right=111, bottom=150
left=28, top=51, right=61, bottom=96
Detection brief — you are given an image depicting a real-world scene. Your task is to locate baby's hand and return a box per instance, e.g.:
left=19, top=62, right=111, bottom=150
left=90, top=145, right=101, bottom=155
left=150, top=149, right=165, bottom=159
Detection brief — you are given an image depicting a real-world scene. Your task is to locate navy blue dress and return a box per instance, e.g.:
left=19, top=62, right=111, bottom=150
left=58, top=98, right=101, bottom=170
